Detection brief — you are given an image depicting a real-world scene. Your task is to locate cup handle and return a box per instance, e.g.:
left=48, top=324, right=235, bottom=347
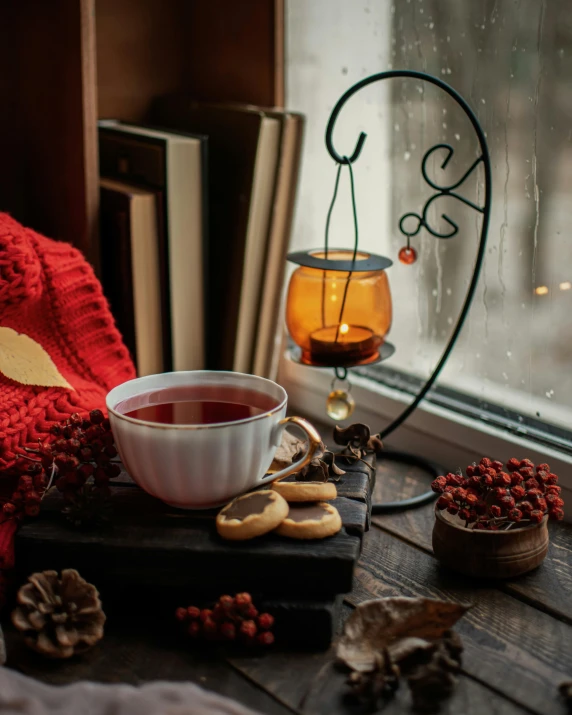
left=260, top=416, right=322, bottom=485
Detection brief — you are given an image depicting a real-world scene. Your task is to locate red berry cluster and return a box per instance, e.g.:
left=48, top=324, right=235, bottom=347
left=431, top=457, right=564, bottom=530
left=1, top=410, right=119, bottom=524
left=176, top=592, right=275, bottom=646
left=50, top=410, right=120, bottom=502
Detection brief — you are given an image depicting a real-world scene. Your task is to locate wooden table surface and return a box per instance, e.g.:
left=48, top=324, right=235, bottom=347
left=2, top=456, right=572, bottom=714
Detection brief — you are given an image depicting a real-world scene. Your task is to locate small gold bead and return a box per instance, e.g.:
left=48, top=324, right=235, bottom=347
left=326, top=389, right=355, bottom=421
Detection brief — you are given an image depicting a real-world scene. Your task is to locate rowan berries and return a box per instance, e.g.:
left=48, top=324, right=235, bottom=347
left=526, top=489, right=542, bottom=499
left=188, top=621, right=201, bottom=638
left=2, top=502, right=16, bottom=516
left=437, top=496, right=451, bottom=510
left=495, top=473, right=511, bottom=488
left=187, top=606, right=201, bottom=620
left=257, top=631, right=275, bottom=646
left=235, top=592, right=252, bottom=609
left=545, top=485, right=561, bottom=495
left=202, top=619, right=218, bottom=638
left=433, top=456, right=563, bottom=530
left=468, top=476, right=482, bottom=490
left=18, top=475, right=33, bottom=491
left=482, top=474, right=494, bottom=487
left=499, top=495, right=516, bottom=510
left=431, top=477, right=447, bottom=493
left=175, top=607, right=187, bottom=621
left=220, top=622, right=236, bottom=640
left=510, top=472, right=524, bottom=486
left=545, top=494, right=564, bottom=508
left=534, top=497, right=547, bottom=512
left=529, top=510, right=544, bottom=523
left=258, top=613, right=275, bottom=630
left=550, top=508, right=564, bottom=521
left=219, top=595, right=234, bottom=611
left=200, top=609, right=213, bottom=622
left=90, top=409, right=105, bottom=425
left=240, top=620, right=257, bottom=639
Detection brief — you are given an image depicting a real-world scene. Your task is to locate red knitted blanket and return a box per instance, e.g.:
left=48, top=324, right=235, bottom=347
left=0, top=213, right=136, bottom=603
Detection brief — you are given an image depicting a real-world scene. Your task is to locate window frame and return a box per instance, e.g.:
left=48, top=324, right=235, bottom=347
left=278, top=352, right=572, bottom=514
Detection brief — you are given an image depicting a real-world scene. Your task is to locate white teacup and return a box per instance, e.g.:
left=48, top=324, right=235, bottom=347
left=106, top=371, right=320, bottom=509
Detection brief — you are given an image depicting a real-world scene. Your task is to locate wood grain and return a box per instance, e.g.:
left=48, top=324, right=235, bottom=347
left=0, top=0, right=99, bottom=265
left=351, top=524, right=571, bottom=715
left=1, top=624, right=293, bottom=715
left=97, top=0, right=282, bottom=121
left=372, top=458, right=572, bottom=623
left=229, top=606, right=528, bottom=715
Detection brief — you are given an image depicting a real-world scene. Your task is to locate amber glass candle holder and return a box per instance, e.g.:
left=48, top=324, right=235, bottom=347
left=286, top=249, right=393, bottom=368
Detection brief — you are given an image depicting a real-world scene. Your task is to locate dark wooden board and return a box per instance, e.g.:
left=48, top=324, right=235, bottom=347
left=15, top=511, right=360, bottom=602
left=350, top=524, right=572, bottom=715
left=372, top=458, right=572, bottom=624
left=16, top=454, right=373, bottom=605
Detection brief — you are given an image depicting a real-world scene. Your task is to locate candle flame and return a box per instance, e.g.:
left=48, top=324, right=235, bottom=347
left=339, top=323, right=349, bottom=335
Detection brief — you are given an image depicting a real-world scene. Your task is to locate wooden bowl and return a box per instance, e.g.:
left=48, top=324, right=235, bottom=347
left=432, top=507, right=549, bottom=579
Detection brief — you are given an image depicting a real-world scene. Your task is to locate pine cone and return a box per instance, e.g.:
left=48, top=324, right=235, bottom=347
left=11, top=569, right=105, bottom=658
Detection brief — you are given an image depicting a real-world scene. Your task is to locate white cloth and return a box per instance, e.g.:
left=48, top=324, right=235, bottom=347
left=0, top=666, right=261, bottom=715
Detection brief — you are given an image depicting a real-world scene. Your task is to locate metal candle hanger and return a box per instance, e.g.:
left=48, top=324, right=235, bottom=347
left=286, top=70, right=492, bottom=512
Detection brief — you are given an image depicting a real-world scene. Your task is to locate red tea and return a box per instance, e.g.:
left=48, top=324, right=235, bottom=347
left=117, top=384, right=280, bottom=425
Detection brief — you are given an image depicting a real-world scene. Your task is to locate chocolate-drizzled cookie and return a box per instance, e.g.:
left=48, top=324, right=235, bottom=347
left=272, top=477, right=337, bottom=503
left=276, top=502, right=342, bottom=539
left=216, top=490, right=289, bottom=540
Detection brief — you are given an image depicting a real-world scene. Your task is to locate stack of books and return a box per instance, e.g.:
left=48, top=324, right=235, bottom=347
left=98, top=100, right=304, bottom=378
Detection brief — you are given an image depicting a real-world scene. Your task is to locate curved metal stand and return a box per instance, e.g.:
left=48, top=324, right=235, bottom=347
left=325, top=70, right=492, bottom=509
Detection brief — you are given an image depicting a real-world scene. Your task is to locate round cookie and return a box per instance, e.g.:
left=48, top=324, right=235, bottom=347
left=276, top=502, right=342, bottom=540
left=272, top=478, right=337, bottom=502
left=216, top=490, right=289, bottom=541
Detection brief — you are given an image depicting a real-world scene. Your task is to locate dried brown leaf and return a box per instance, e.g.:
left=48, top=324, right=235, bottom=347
left=269, top=430, right=306, bottom=472
left=337, top=597, right=470, bottom=672
left=0, top=327, right=73, bottom=389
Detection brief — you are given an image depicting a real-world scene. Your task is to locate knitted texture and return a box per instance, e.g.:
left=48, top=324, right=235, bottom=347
left=0, top=213, right=135, bottom=469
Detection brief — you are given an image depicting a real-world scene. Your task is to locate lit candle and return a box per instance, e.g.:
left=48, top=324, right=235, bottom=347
left=307, top=323, right=382, bottom=367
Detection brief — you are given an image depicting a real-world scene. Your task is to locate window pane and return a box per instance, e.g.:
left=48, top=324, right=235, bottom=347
left=286, top=0, right=572, bottom=434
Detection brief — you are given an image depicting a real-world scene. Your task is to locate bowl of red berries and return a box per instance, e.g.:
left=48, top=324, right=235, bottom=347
left=431, top=458, right=564, bottom=579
